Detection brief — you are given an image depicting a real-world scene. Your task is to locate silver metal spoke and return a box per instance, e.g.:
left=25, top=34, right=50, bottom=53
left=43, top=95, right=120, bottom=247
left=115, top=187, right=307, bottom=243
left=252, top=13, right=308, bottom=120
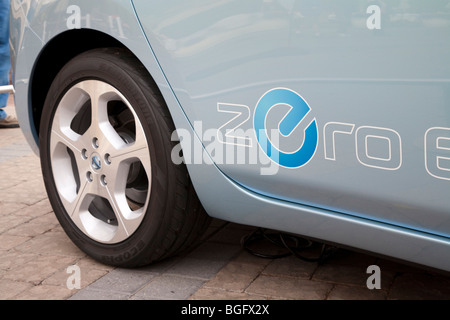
left=50, top=128, right=82, bottom=155
left=50, top=94, right=88, bottom=157
left=64, top=179, right=92, bottom=220
left=108, top=120, right=152, bottom=176
left=50, top=92, right=91, bottom=204
left=90, top=81, right=133, bottom=150
left=110, top=145, right=150, bottom=174
left=103, top=183, right=144, bottom=243
left=61, top=179, right=96, bottom=239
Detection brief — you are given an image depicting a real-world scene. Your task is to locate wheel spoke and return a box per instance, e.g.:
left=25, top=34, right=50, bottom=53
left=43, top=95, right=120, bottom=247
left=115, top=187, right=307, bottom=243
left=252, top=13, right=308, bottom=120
left=103, top=185, right=131, bottom=241
left=50, top=120, right=89, bottom=205
left=61, top=178, right=93, bottom=235
left=50, top=127, right=82, bottom=154
left=50, top=93, right=89, bottom=157
left=102, top=154, right=148, bottom=215
left=104, top=183, right=146, bottom=243
left=108, top=121, right=152, bottom=175
left=91, top=162, right=146, bottom=243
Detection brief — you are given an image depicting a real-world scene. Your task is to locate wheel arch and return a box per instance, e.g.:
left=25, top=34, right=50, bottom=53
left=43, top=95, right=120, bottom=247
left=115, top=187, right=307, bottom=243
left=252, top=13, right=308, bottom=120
left=30, top=29, right=144, bottom=140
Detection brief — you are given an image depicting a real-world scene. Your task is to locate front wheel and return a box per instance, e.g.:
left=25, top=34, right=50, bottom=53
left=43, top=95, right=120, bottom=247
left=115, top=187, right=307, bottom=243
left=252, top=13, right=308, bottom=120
left=39, top=48, right=210, bottom=267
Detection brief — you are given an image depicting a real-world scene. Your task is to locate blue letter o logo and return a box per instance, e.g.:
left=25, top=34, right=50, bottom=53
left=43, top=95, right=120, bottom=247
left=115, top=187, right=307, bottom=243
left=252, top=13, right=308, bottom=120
left=254, top=88, right=318, bottom=168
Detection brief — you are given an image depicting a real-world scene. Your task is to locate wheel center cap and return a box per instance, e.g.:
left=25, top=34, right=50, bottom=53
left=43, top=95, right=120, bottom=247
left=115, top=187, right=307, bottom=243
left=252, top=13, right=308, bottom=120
left=91, top=154, right=102, bottom=171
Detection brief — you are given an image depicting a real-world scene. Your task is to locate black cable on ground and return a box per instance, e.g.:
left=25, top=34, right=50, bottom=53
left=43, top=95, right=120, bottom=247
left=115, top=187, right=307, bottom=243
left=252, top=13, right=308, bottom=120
left=241, top=228, right=338, bottom=264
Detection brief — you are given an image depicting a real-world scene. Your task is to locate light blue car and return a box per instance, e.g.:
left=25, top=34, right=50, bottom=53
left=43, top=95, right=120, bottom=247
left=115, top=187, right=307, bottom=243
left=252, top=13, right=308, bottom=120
left=9, top=0, right=450, bottom=271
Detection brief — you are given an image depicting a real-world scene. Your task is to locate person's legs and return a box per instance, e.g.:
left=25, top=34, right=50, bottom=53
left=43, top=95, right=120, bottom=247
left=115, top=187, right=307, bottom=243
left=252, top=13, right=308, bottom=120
left=0, top=0, right=10, bottom=109
left=0, top=107, right=6, bottom=120
left=0, top=0, right=18, bottom=128
left=0, top=61, right=9, bottom=120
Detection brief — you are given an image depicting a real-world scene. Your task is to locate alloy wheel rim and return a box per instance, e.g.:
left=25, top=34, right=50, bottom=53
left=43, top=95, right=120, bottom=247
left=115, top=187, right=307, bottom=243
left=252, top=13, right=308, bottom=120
left=49, top=80, right=152, bottom=244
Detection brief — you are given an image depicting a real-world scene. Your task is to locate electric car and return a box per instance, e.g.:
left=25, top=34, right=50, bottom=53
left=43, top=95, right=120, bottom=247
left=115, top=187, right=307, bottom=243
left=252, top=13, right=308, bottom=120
left=9, top=0, right=450, bottom=270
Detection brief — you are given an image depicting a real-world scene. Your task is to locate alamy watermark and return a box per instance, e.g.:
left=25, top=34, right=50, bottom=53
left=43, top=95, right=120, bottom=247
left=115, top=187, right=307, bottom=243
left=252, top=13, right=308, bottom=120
left=367, top=5, right=382, bottom=30
left=171, top=122, right=282, bottom=176
left=66, top=265, right=81, bottom=290
left=66, top=5, right=124, bottom=37
left=366, top=265, right=381, bottom=290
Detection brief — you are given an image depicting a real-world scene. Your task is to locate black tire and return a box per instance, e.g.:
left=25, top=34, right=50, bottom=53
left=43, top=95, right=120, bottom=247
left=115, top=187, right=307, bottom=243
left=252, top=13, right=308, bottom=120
left=39, top=48, right=211, bottom=267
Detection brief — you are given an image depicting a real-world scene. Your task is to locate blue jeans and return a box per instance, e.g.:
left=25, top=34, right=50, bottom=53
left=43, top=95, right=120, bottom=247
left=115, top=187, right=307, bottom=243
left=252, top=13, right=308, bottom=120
left=0, top=0, right=10, bottom=120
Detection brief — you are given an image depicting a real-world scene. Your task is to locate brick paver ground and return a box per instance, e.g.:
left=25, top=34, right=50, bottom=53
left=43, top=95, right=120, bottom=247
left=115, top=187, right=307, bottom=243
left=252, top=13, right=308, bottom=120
left=2, top=100, right=450, bottom=301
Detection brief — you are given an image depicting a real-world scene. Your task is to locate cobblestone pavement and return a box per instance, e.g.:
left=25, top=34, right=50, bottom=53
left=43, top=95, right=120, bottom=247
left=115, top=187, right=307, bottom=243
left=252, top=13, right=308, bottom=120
left=2, top=101, right=450, bottom=300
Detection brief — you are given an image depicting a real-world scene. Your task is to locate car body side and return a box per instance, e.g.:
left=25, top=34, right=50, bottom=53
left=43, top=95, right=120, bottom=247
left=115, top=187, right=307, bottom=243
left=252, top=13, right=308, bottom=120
left=10, top=0, right=450, bottom=271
